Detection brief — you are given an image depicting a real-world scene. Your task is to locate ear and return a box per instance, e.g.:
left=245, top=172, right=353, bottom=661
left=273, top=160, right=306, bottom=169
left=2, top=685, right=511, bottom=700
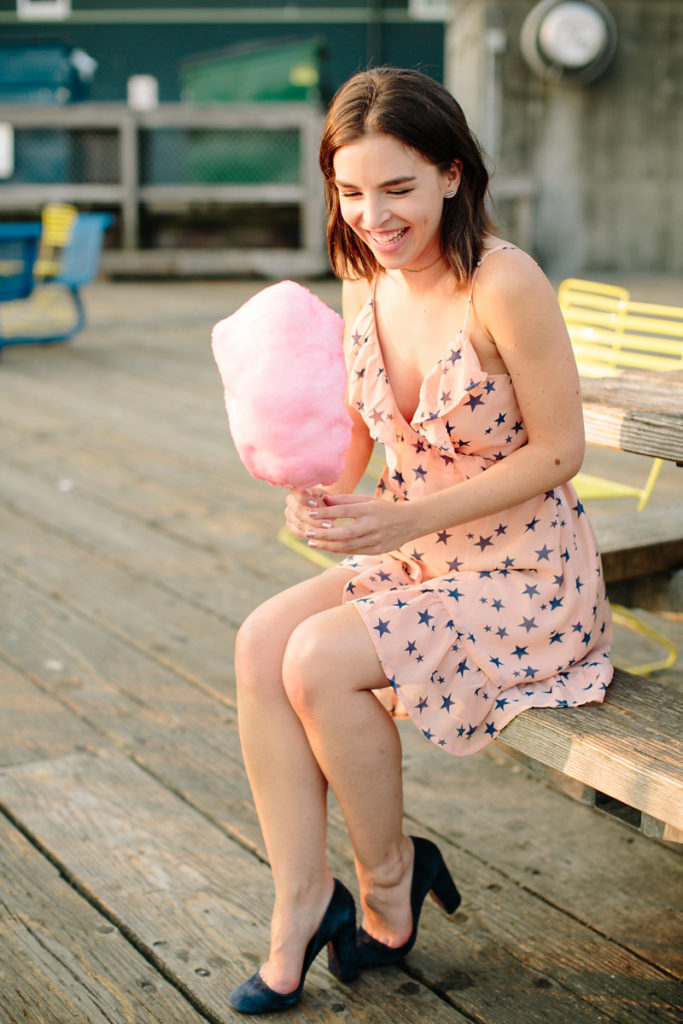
left=444, top=159, right=462, bottom=198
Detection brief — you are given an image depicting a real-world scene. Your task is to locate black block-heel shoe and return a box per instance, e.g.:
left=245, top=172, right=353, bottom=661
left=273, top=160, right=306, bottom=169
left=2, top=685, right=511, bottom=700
left=229, top=879, right=358, bottom=1014
left=332, top=836, right=460, bottom=976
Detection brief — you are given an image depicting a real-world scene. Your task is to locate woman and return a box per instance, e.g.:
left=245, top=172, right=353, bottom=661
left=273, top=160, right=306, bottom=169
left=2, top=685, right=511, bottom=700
left=229, top=67, right=612, bottom=1014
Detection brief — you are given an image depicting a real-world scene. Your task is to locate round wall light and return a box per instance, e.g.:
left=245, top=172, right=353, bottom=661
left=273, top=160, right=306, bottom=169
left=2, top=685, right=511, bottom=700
left=520, top=0, right=618, bottom=83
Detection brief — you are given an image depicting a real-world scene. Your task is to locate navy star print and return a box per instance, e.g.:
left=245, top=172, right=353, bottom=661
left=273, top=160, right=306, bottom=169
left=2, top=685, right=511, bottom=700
left=335, top=246, right=613, bottom=756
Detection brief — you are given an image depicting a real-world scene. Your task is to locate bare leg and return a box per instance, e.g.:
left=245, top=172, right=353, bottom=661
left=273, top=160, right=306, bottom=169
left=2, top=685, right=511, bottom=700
left=282, top=604, right=415, bottom=947
left=235, top=567, right=357, bottom=993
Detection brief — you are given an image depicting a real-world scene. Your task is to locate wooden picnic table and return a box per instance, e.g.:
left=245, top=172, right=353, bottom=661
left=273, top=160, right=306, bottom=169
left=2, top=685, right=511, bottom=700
left=0, top=280, right=681, bottom=1024
left=582, top=368, right=683, bottom=464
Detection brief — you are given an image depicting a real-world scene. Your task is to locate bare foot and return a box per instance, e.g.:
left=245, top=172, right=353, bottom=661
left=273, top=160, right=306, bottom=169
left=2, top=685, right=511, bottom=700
left=260, top=878, right=335, bottom=994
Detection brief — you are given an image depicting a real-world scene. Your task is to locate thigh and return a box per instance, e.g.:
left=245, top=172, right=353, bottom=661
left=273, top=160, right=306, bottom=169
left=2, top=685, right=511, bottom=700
left=286, top=602, right=390, bottom=695
left=236, top=567, right=358, bottom=676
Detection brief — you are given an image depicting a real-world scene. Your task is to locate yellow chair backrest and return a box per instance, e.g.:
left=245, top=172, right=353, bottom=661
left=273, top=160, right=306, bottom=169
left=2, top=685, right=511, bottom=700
left=615, top=299, right=683, bottom=371
left=558, top=278, right=630, bottom=376
left=36, top=202, right=78, bottom=279
left=559, top=278, right=683, bottom=377
left=559, top=278, right=683, bottom=510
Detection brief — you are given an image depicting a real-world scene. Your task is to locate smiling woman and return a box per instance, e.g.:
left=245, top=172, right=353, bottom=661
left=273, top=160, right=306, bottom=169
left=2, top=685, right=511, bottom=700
left=319, top=68, right=493, bottom=285
left=227, top=66, right=613, bottom=1017
left=333, top=137, right=457, bottom=273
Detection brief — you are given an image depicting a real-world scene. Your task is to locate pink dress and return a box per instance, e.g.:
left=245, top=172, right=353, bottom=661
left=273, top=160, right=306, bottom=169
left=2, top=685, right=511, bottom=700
left=339, top=247, right=613, bottom=755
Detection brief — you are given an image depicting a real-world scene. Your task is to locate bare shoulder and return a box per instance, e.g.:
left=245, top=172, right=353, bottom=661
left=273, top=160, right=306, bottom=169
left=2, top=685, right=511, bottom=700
left=475, top=242, right=555, bottom=309
left=471, top=242, right=571, bottom=368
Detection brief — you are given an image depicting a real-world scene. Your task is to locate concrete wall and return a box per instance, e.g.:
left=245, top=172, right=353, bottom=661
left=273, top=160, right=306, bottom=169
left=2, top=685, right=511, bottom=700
left=446, top=0, right=683, bottom=276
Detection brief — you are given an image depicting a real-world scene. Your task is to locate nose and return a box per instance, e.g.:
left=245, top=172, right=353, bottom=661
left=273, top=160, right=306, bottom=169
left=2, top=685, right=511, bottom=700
left=361, top=194, right=391, bottom=230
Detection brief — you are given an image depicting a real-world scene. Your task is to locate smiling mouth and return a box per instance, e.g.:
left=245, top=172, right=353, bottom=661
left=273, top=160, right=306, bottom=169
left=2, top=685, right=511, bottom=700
left=369, top=227, right=408, bottom=246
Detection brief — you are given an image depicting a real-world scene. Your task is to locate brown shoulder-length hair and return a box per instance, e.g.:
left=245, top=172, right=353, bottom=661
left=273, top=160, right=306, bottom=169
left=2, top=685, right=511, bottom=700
left=319, top=67, right=494, bottom=286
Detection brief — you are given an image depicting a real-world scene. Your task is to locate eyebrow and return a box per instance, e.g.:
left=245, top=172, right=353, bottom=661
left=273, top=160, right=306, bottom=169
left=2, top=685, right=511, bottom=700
left=335, top=175, right=417, bottom=188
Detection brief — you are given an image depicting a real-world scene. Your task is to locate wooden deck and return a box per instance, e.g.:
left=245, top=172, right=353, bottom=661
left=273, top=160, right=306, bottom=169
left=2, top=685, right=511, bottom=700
left=1, top=279, right=681, bottom=1023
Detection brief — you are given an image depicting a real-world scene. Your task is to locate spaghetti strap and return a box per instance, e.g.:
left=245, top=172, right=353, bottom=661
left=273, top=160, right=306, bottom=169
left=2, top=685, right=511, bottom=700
left=460, top=244, right=517, bottom=336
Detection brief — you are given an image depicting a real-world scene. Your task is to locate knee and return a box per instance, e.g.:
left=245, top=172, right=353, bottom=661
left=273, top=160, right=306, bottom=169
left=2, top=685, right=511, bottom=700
left=235, top=602, right=285, bottom=700
left=282, top=617, right=330, bottom=716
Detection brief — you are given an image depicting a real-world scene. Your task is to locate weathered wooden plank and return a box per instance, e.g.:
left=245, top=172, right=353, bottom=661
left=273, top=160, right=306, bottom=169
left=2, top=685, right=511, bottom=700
left=0, top=659, right=102, bottom=769
left=588, top=670, right=683, bottom=744
left=0, top=816, right=211, bottom=1024
left=0, top=434, right=303, bottom=597
left=0, top=749, right=471, bottom=1024
left=401, top=726, right=683, bottom=978
left=496, top=672, right=683, bottom=830
left=0, top=457, right=288, bottom=620
left=3, top=570, right=681, bottom=1020
left=593, top=504, right=683, bottom=582
left=581, top=370, right=683, bottom=462
left=0, top=503, right=242, bottom=702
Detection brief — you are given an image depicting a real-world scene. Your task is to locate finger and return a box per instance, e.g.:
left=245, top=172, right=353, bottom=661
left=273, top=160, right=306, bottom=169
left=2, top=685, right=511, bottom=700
left=321, top=492, right=372, bottom=507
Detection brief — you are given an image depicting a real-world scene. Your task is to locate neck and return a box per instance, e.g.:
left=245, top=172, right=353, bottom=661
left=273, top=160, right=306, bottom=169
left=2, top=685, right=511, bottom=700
left=403, top=254, right=443, bottom=274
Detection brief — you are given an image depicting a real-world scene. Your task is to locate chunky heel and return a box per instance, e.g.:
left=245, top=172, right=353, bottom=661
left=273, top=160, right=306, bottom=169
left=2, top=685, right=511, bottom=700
left=431, top=858, right=461, bottom=915
left=327, top=914, right=358, bottom=983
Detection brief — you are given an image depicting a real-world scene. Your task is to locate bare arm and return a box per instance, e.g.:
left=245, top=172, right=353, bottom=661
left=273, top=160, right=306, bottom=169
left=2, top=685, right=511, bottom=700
left=302, top=252, right=585, bottom=554
left=285, top=277, right=374, bottom=529
left=325, top=277, right=375, bottom=493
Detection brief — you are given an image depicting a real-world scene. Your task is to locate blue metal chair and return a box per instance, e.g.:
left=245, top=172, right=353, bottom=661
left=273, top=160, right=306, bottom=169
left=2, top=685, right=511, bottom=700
left=0, top=222, right=41, bottom=302
left=0, top=212, right=113, bottom=351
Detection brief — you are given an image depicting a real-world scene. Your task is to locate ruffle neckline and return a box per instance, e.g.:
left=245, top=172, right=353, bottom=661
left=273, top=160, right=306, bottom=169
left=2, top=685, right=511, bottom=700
left=348, top=297, right=510, bottom=456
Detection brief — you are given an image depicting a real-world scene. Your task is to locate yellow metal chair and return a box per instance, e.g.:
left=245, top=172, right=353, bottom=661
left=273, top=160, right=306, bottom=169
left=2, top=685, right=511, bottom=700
left=35, top=202, right=78, bottom=279
left=560, top=279, right=683, bottom=510
left=559, top=278, right=681, bottom=672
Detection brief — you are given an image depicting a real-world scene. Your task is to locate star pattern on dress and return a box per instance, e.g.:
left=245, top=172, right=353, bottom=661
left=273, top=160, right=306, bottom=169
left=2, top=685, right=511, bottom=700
left=335, top=254, right=613, bottom=756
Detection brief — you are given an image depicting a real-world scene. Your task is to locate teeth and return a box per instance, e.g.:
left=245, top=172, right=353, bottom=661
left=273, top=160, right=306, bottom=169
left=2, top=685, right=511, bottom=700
left=370, top=228, right=407, bottom=244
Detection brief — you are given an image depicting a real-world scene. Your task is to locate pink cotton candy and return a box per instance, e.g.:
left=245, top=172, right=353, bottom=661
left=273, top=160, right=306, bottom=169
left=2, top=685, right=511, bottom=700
left=211, top=280, right=352, bottom=489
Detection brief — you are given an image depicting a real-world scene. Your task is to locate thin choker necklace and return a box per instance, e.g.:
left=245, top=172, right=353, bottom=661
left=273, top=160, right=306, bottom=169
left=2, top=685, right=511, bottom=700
left=403, top=255, right=443, bottom=274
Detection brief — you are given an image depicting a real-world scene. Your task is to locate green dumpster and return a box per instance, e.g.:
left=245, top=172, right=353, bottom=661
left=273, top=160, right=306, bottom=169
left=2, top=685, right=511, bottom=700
left=180, top=37, right=325, bottom=104
left=179, top=37, right=325, bottom=185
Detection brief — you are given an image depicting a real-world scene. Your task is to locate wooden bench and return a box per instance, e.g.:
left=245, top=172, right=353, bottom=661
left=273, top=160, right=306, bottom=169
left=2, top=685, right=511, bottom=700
left=560, top=281, right=683, bottom=509
left=500, top=293, right=683, bottom=842
left=593, top=504, right=683, bottom=583
left=496, top=668, right=683, bottom=843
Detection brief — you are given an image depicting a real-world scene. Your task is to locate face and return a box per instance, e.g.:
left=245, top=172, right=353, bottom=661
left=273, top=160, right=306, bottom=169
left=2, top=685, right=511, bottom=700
left=332, top=132, right=460, bottom=273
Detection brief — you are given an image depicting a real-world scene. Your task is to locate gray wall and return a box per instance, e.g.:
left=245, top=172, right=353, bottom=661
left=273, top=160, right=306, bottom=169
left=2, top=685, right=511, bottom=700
left=446, top=0, right=683, bottom=276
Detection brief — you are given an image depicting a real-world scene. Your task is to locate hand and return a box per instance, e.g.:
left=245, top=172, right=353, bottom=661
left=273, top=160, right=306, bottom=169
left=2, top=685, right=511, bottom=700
left=288, top=492, right=419, bottom=556
left=284, top=487, right=329, bottom=540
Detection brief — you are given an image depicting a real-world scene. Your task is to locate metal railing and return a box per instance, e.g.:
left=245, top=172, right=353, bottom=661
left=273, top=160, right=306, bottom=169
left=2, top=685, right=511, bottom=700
left=0, top=102, right=328, bottom=275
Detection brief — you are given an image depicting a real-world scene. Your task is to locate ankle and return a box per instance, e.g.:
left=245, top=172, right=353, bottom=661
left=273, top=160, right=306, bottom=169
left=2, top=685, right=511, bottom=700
left=272, top=873, right=334, bottom=921
left=356, top=836, right=413, bottom=904
left=355, top=838, right=414, bottom=948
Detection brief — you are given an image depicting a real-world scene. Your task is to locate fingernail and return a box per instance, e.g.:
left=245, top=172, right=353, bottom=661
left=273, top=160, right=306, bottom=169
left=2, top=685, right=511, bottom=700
left=305, top=530, right=314, bottom=538
left=308, top=540, right=319, bottom=548
left=321, top=520, right=334, bottom=528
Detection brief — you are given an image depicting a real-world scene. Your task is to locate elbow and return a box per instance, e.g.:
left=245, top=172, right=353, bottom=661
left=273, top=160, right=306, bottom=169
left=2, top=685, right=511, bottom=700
left=554, top=435, right=585, bottom=484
